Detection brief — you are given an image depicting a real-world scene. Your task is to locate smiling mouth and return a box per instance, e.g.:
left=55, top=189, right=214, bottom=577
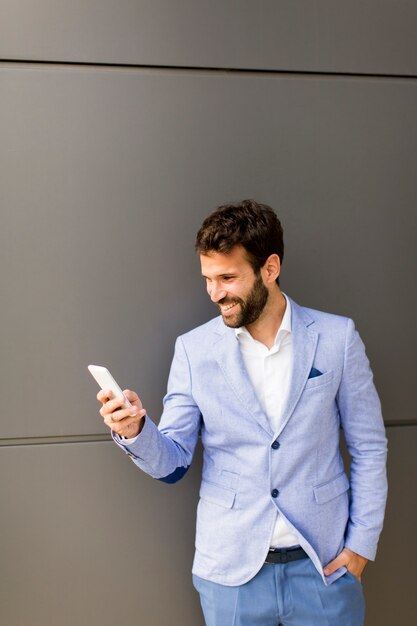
left=219, top=301, right=239, bottom=315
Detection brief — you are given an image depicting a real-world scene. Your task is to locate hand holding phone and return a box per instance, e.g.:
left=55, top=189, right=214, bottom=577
left=89, top=365, right=146, bottom=438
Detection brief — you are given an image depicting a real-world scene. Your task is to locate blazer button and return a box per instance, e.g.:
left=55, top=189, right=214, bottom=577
left=271, top=440, right=280, bottom=450
left=271, top=489, right=279, bottom=498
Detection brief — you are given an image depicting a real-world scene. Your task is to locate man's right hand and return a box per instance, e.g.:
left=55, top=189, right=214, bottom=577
left=97, top=389, right=146, bottom=439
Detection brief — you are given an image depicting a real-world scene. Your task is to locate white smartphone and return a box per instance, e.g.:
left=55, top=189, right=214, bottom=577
left=88, top=364, right=132, bottom=408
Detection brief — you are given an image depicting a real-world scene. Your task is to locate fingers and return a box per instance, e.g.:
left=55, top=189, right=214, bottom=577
left=106, top=411, right=146, bottom=438
left=96, top=387, right=146, bottom=438
left=98, top=391, right=145, bottom=430
left=97, top=388, right=142, bottom=410
left=99, top=395, right=138, bottom=421
left=324, top=548, right=368, bottom=581
left=103, top=407, right=146, bottom=429
left=103, top=407, right=146, bottom=440
left=99, top=394, right=126, bottom=416
left=323, top=552, right=346, bottom=577
left=97, top=388, right=112, bottom=403
left=123, top=389, right=140, bottom=403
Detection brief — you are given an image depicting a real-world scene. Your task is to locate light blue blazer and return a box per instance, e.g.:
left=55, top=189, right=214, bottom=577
left=115, top=298, right=388, bottom=586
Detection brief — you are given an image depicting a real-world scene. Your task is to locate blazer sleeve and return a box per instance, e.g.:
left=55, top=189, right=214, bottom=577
left=113, top=336, right=202, bottom=483
left=336, top=318, right=388, bottom=560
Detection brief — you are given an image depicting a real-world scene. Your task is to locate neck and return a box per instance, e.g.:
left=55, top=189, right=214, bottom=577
left=245, top=288, right=287, bottom=349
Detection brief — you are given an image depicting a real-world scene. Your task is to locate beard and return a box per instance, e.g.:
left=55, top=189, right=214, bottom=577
left=219, top=272, right=269, bottom=328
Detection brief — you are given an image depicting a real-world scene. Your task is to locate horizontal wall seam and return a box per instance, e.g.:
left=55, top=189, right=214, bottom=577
left=0, top=59, right=416, bottom=81
left=0, top=434, right=111, bottom=447
left=383, top=420, right=417, bottom=428
left=0, top=421, right=415, bottom=447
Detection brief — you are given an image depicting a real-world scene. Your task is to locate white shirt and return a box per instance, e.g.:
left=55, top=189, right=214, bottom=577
left=235, top=295, right=299, bottom=548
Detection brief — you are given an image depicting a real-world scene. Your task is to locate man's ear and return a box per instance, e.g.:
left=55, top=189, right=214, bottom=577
left=262, top=254, right=281, bottom=284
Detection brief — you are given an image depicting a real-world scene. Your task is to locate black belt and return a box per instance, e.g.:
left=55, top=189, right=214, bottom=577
left=265, top=546, right=308, bottom=564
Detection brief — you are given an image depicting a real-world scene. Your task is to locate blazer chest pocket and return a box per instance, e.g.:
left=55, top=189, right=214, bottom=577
left=304, top=370, right=334, bottom=390
left=313, top=472, right=349, bottom=504
left=199, top=480, right=236, bottom=509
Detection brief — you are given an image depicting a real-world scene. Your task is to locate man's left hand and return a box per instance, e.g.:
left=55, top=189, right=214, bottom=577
left=324, top=547, right=368, bottom=582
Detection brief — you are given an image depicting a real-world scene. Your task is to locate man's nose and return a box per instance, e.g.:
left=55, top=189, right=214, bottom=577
left=208, top=283, right=227, bottom=303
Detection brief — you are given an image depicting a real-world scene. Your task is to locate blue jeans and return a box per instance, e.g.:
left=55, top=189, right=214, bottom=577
left=193, top=558, right=365, bottom=626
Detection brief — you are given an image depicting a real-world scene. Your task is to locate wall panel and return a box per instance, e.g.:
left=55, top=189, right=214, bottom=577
left=1, top=66, right=416, bottom=440
left=364, top=426, right=417, bottom=624
left=0, top=441, right=204, bottom=626
left=0, top=1, right=416, bottom=75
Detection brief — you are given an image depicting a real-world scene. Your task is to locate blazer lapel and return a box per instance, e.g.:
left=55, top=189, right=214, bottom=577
left=276, top=298, right=318, bottom=437
left=213, top=320, right=273, bottom=436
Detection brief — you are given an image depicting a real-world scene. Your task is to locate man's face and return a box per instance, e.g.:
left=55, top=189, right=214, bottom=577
left=200, top=245, right=269, bottom=328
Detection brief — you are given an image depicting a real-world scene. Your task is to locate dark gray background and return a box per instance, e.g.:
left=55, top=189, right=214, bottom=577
left=1, top=2, right=416, bottom=624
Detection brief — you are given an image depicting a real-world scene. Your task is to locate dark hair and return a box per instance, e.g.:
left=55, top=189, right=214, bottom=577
left=195, top=199, right=284, bottom=284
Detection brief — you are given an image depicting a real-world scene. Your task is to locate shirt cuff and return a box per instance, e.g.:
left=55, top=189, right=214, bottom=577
left=117, top=433, right=139, bottom=444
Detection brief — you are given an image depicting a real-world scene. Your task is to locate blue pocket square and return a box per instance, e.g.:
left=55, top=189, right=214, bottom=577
left=308, top=367, right=323, bottom=379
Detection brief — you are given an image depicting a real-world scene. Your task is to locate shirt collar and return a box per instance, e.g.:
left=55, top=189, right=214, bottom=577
left=235, top=293, right=292, bottom=347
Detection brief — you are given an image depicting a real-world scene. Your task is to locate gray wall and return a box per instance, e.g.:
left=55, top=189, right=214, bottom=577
left=1, top=2, right=416, bottom=624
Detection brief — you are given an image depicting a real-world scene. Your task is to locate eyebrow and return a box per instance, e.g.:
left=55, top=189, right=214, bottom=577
left=201, top=270, right=237, bottom=277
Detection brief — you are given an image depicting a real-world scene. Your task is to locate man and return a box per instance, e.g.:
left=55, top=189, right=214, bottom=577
left=97, top=200, right=387, bottom=625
